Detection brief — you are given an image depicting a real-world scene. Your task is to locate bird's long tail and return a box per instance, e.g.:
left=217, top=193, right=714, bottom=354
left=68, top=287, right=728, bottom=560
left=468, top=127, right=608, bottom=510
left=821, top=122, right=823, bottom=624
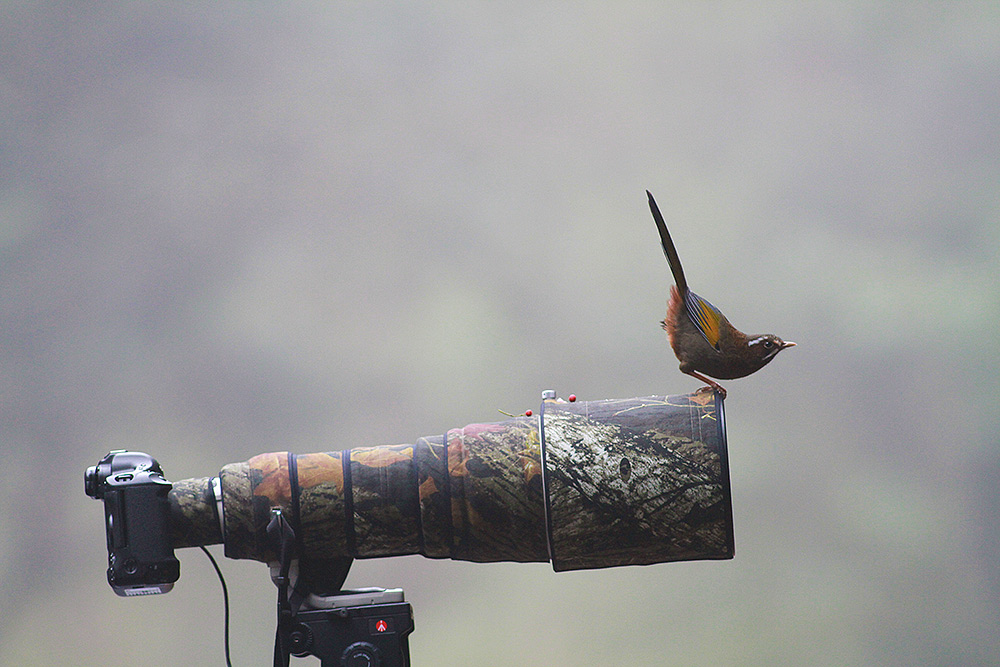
left=646, top=190, right=688, bottom=295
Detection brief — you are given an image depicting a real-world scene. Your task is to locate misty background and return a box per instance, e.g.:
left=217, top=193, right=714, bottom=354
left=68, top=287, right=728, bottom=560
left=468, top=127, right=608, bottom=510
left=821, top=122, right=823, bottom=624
left=3, top=3, right=999, bottom=665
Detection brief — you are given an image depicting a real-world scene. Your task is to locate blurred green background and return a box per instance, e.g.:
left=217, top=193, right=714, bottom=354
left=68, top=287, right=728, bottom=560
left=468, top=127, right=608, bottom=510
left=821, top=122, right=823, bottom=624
left=3, top=3, right=999, bottom=665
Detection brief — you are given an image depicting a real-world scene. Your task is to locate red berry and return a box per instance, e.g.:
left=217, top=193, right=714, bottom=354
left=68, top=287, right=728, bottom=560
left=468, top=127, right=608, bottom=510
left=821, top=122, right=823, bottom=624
left=524, top=409, right=533, bottom=417
left=568, top=395, right=577, bottom=402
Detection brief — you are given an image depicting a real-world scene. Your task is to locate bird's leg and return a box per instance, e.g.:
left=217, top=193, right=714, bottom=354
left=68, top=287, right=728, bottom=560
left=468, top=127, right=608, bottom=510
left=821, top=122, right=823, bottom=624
left=686, top=371, right=727, bottom=399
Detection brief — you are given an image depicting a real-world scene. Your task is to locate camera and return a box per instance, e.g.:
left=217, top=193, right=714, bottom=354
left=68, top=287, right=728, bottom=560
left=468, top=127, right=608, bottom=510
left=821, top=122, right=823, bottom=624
left=84, top=450, right=180, bottom=596
left=84, top=391, right=730, bottom=665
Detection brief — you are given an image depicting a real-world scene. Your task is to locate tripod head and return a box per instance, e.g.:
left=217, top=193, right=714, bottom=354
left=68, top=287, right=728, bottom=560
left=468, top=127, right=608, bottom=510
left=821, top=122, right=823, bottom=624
left=268, top=511, right=413, bottom=666
left=283, top=588, right=413, bottom=667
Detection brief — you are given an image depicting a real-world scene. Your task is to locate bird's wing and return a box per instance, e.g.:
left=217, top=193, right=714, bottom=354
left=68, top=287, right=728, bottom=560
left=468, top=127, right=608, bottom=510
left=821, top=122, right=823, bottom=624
left=684, top=291, right=724, bottom=351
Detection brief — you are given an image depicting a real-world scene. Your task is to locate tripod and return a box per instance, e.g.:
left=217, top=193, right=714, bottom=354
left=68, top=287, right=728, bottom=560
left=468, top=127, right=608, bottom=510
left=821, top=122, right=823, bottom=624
left=270, top=510, right=414, bottom=666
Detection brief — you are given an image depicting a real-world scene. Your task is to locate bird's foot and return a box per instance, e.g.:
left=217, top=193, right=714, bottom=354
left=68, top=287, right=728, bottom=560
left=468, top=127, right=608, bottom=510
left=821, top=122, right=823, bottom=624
left=694, top=384, right=727, bottom=400
left=688, top=372, right=727, bottom=399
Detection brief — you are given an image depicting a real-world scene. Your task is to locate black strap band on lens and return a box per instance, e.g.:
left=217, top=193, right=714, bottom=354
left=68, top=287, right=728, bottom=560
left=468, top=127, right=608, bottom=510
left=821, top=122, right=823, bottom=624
left=538, top=390, right=556, bottom=567
left=286, top=452, right=304, bottom=560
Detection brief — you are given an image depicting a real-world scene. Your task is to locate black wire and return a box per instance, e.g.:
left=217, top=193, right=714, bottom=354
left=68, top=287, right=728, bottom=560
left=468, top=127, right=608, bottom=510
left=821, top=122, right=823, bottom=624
left=200, top=545, right=233, bottom=667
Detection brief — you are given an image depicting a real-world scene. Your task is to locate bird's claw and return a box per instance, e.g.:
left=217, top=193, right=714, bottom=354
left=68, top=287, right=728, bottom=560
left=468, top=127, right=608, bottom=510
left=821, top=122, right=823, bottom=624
left=695, top=384, right=726, bottom=400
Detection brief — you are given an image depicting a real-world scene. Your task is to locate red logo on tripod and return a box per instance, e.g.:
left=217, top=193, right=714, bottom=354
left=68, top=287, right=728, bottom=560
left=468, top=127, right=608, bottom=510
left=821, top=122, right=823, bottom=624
left=375, top=620, right=388, bottom=632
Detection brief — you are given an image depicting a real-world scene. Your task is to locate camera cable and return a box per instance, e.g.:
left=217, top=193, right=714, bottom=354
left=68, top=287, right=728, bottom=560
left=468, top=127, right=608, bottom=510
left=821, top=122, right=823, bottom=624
left=200, top=545, right=233, bottom=667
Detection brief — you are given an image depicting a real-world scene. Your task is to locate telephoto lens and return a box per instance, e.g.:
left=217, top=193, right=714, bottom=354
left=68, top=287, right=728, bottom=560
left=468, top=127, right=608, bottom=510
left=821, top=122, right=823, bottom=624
left=166, top=392, right=733, bottom=572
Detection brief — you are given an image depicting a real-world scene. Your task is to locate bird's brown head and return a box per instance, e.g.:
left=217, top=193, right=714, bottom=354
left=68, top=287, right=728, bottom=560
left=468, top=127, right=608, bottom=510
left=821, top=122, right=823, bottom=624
left=743, top=335, right=796, bottom=372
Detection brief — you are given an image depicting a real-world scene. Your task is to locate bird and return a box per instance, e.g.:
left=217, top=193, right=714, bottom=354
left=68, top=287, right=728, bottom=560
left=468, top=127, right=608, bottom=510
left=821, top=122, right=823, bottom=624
left=646, top=190, right=795, bottom=398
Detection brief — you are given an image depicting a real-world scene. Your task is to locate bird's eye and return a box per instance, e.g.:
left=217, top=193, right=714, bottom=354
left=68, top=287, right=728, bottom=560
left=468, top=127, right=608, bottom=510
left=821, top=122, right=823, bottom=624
left=763, top=340, right=774, bottom=349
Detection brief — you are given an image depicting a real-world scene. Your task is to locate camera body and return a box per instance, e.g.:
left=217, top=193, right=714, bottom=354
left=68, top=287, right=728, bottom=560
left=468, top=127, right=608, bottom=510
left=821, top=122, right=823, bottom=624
left=84, top=450, right=180, bottom=596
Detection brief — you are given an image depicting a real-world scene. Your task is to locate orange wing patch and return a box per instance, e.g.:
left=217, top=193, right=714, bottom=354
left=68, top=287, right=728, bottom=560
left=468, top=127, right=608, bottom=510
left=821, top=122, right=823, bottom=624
left=685, top=291, right=724, bottom=350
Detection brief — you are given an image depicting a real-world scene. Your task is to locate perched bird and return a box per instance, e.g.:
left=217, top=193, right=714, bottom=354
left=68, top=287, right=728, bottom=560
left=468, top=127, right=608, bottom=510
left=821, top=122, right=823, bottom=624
left=646, top=190, right=795, bottom=398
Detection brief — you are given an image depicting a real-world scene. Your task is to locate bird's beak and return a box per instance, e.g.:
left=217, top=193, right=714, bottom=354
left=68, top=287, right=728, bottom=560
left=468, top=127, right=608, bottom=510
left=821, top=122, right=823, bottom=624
left=781, top=341, right=797, bottom=349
